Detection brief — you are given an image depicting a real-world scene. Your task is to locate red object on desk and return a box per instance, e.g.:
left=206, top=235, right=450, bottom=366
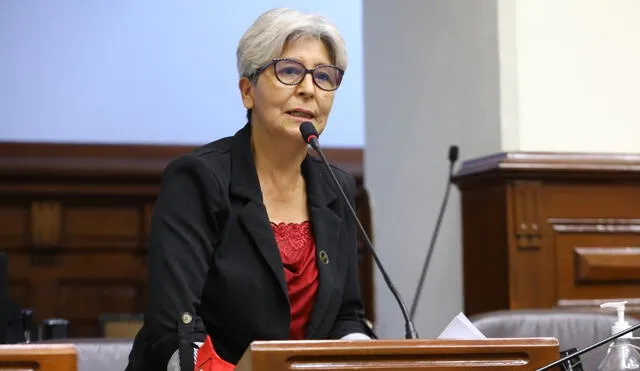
left=195, top=335, right=235, bottom=371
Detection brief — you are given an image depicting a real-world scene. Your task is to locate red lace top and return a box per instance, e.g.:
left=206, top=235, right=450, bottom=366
left=271, top=221, right=319, bottom=340
left=195, top=221, right=319, bottom=370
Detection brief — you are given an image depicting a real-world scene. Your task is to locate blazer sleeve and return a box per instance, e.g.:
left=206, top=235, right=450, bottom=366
left=328, top=172, right=376, bottom=339
left=143, top=154, right=227, bottom=368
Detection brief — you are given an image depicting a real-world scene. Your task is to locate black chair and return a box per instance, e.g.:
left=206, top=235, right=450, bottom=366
left=0, top=252, right=23, bottom=344
left=470, top=309, right=640, bottom=371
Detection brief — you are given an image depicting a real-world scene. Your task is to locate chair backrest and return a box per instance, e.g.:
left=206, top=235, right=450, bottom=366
left=38, top=338, right=134, bottom=371
left=470, top=309, right=640, bottom=371
left=74, top=338, right=134, bottom=371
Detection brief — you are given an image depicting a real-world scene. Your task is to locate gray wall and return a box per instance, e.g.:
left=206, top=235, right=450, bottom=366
left=363, top=0, right=503, bottom=338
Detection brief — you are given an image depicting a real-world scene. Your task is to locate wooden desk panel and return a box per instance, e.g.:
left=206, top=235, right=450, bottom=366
left=0, top=344, right=76, bottom=371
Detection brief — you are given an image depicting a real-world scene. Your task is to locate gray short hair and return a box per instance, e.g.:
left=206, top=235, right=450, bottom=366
left=237, top=8, right=348, bottom=79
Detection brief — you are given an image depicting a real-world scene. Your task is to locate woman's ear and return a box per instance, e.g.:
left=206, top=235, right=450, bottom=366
left=239, top=77, right=254, bottom=110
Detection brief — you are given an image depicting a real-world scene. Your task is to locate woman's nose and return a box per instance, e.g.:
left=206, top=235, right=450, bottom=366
left=296, top=73, right=315, bottom=96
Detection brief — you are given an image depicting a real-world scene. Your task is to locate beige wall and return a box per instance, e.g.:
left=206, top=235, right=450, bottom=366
left=364, top=0, right=640, bottom=339
left=504, top=0, right=640, bottom=152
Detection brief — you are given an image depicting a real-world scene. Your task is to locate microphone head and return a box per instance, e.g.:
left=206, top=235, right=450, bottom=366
left=448, top=145, right=459, bottom=163
left=299, top=121, right=319, bottom=144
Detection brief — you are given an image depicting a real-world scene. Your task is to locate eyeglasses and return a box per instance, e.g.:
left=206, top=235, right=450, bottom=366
left=252, top=58, right=344, bottom=91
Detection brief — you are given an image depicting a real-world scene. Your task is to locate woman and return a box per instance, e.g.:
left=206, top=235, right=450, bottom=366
left=126, top=7, right=372, bottom=371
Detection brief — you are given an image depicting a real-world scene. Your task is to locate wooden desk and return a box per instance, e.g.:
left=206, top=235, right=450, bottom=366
left=0, top=344, right=76, bottom=371
left=235, top=338, right=560, bottom=370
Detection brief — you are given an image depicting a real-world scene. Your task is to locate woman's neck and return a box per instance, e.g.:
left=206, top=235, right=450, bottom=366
left=251, top=125, right=308, bottom=194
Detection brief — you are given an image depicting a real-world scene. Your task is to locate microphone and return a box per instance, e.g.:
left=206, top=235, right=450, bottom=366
left=299, top=121, right=419, bottom=340
left=537, top=321, right=640, bottom=370
left=409, top=145, right=459, bottom=320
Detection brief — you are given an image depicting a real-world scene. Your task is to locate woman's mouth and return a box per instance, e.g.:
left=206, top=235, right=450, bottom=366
left=286, top=110, right=315, bottom=120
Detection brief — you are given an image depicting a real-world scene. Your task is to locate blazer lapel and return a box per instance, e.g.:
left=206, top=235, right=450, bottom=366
left=237, top=201, right=288, bottom=297
left=303, top=157, right=342, bottom=339
left=228, top=124, right=346, bottom=338
left=229, top=124, right=288, bottom=301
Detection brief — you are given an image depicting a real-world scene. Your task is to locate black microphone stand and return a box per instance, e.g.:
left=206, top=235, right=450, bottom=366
left=301, top=122, right=419, bottom=339
left=409, top=146, right=458, bottom=320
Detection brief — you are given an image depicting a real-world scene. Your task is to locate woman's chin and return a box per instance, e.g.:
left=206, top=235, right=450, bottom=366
left=279, top=120, right=309, bottom=136
left=285, top=125, right=309, bottom=144
left=256, top=119, right=323, bottom=146
left=285, top=118, right=325, bottom=135
left=284, top=116, right=315, bottom=129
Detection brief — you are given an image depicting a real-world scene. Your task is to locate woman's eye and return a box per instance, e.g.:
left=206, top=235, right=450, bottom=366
left=315, top=72, right=331, bottom=81
left=280, top=67, right=302, bottom=75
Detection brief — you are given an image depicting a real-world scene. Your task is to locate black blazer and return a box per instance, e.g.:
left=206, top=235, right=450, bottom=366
left=126, top=123, right=371, bottom=369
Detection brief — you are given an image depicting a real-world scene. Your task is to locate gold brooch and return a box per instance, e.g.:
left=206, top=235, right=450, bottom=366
left=319, top=250, right=330, bottom=265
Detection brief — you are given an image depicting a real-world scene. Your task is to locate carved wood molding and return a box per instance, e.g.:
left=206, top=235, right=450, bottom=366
left=453, top=151, right=640, bottom=188
left=549, top=218, right=640, bottom=233
left=574, top=247, right=640, bottom=283
left=512, top=182, right=543, bottom=251
left=0, top=142, right=363, bottom=183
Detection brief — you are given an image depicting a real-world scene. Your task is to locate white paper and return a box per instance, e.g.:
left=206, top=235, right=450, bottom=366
left=437, top=312, right=487, bottom=340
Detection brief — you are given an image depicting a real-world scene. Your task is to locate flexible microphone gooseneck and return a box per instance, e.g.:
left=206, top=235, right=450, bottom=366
left=409, top=145, right=459, bottom=320
left=299, top=121, right=419, bottom=340
left=537, top=321, right=640, bottom=371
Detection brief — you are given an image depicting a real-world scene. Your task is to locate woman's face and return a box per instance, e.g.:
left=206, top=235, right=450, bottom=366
left=240, top=38, right=337, bottom=143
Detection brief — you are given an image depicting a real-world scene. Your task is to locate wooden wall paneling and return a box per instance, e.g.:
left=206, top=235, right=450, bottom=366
left=61, top=204, right=141, bottom=248
left=0, top=141, right=372, bottom=337
left=58, top=278, right=144, bottom=337
left=7, top=279, right=31, bottom=311
left=0, top=203, right=29, bottom=249
left=30, top=201, right=62, bottom=247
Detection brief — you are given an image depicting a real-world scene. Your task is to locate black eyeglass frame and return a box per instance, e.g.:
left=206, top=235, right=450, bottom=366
left=250, top=58, right=345, bottom=91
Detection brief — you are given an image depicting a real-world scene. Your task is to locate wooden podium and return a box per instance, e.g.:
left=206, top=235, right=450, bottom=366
left=235, top=338, right=560, bottom=370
